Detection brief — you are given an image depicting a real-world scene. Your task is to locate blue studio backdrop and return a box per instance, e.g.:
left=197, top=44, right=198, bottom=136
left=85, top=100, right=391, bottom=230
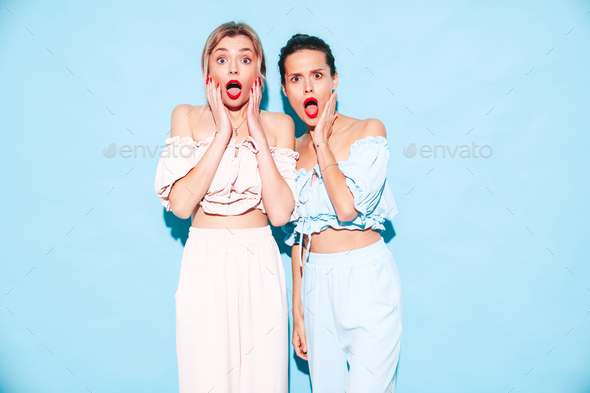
left=1, top=0, right=589, bottom=392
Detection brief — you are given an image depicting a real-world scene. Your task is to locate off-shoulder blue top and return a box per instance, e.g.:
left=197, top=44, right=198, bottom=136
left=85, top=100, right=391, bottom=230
left=282, top=135, right=398, bottom=265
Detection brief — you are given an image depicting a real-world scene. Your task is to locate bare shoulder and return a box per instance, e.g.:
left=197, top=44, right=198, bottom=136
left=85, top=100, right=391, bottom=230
left=261, top=110, right=295, bottom=149
left=170, top=104, right=205, bottom=139
left=358, top=118, right=387, bottom=138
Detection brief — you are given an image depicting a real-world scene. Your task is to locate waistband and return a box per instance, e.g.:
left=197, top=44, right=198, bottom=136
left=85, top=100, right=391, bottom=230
left=187, top=225, right=273, bottom=244
left=306, top=238, right=391, bottom=267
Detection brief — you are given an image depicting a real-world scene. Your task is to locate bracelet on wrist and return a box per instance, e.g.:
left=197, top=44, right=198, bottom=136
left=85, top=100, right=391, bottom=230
left=321, top=162, right=339, bottom=174
left=315, top=140, right=330, bottom=149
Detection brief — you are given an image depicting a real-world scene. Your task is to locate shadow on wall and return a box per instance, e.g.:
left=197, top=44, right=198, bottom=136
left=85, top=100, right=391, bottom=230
left=293, top=353, right=311, bottom=385
left=162, top=209, right=192, bottom=246
left=382, top=220, right=396, bottom=244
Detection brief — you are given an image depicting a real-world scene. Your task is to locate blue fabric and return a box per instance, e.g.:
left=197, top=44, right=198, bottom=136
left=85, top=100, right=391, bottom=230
left=283, top=135, right=398, bottom=251
left=302, top=238, right=402, bottom=392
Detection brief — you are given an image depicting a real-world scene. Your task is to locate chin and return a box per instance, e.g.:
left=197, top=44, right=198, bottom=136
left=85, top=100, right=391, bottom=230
left=223, top=96, right=248, bottom=108
left=296, top=112, right=316, bottom=126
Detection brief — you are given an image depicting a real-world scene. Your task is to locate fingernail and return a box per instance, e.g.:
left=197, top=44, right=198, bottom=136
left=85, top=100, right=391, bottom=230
left=251, top=87, right=253, bottom=93
left=217, top=82, right=219, bottom=88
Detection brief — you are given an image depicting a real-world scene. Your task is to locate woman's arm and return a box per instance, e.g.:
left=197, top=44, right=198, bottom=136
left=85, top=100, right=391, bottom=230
left=255, top=115, right=296, bottom=226
left=291, top=243, right=308, bottom=360
left=316, top=119, right=386, bottom=222
left=314, top=92, right=387, bottom=222
left=315, top=140, right=358, bottom=222
left=312, top=91, right=358, bottom=222
left=168, top=77, right=233, bottom=219
left=247, top=78, right=296, bottom=227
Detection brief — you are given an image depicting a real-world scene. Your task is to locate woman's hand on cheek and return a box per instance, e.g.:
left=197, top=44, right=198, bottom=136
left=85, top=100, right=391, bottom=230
left=312, top=90, right=338, bottom=146
left=246, top=76, right=266, bottom=142
left=206, top=75, right=232, bottom=140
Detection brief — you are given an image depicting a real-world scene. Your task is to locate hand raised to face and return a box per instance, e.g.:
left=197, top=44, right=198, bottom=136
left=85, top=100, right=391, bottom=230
left=246, top=76, right=265, bottom=141
left=312, top=90, right=338, bottom=146
left=206, top=75, right=232, bottom=139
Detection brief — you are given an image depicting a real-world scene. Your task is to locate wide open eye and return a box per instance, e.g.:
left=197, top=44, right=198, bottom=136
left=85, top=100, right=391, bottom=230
left=241, top=57, right=252, bottom=64
left=314, top=72, right=322, bottom=79
left=217, top=57, right=227, bottom=64
left=291, top=76, right=300, bottom=82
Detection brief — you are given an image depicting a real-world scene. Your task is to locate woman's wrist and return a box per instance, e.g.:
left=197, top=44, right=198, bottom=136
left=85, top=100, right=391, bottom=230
left=315, top=141, right=334, bottom=164
left=251, top=132, right=269, bottom=149
left=314, top=140, right=330, bottom=149
left=314, top=141, right=331, bottom=156
left=293, top=296, right=304, bottom=313
left=215, top=123, right=233, bottom=136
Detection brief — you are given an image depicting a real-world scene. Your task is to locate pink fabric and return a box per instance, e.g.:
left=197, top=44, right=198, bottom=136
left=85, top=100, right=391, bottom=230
left=175, top=226, right=288, bottom=393
left=154, top=133, right=299, bottom=220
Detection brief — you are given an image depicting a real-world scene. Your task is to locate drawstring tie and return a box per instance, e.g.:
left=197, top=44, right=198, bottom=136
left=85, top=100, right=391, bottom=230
left=298, top=216, right=312, bottom=267
left=298, top=169, right=320, bottom=267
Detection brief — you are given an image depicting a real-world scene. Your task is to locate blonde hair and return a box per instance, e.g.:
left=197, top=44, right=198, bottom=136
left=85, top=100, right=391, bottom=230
left=201, top=21, right=266, bottom=92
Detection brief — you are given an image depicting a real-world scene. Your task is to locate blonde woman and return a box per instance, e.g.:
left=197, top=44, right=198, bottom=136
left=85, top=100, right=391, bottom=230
left=280, top=34, right=402, bottom=393
left=154, top=22, right=297, bottom=392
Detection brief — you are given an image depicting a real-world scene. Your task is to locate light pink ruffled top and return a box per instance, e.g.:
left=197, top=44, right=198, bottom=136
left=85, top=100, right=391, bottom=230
left=154, top=131, right=299, bottom=220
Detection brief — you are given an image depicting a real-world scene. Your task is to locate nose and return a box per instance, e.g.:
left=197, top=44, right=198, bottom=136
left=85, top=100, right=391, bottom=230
left=228, top=57, right=239, bottom=75
left=304, top=79, right=313, bottom=94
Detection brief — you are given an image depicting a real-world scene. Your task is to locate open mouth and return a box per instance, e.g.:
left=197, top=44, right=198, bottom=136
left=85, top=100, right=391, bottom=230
left=225, top=80, right=242, bottom=99
left=303, top=97, right=319, bottom=118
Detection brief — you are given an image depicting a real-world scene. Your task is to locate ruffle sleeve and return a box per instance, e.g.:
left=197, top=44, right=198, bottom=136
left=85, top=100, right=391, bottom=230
left=337, top=136, right=390, bottom=219
left=270, top=147, right=300, bottom=221
left=154, top=136, right=202, bottom=212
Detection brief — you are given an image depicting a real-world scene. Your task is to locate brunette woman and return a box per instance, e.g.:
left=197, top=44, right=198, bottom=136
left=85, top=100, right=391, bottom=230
left=280, top=34, right=402, bottom=393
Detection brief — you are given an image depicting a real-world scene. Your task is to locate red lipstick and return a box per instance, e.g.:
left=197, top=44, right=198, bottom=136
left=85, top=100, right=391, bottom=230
left=225, top=80, right=242, bottom=100
left=303, top=97, right=319, bottom=118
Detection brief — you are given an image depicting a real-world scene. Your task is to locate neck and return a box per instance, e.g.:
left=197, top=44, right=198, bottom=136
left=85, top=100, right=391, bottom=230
left=225, top=101, right=249, bottom=127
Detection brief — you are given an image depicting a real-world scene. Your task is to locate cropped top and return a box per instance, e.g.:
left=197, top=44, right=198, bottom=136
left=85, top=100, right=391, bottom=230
left=154, top=132, right=299, bottom=219
left=282, top=135, right=398, bottom=265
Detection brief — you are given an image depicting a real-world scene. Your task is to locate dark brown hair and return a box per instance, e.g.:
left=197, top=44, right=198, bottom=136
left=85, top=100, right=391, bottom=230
left=278, top=34, right=336, bottom=85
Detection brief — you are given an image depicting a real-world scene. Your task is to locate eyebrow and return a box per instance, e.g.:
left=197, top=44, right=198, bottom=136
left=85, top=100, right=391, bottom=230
left=287, top=67, right=325, bottom=78
left=214, top=47, right=253, bottom=54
